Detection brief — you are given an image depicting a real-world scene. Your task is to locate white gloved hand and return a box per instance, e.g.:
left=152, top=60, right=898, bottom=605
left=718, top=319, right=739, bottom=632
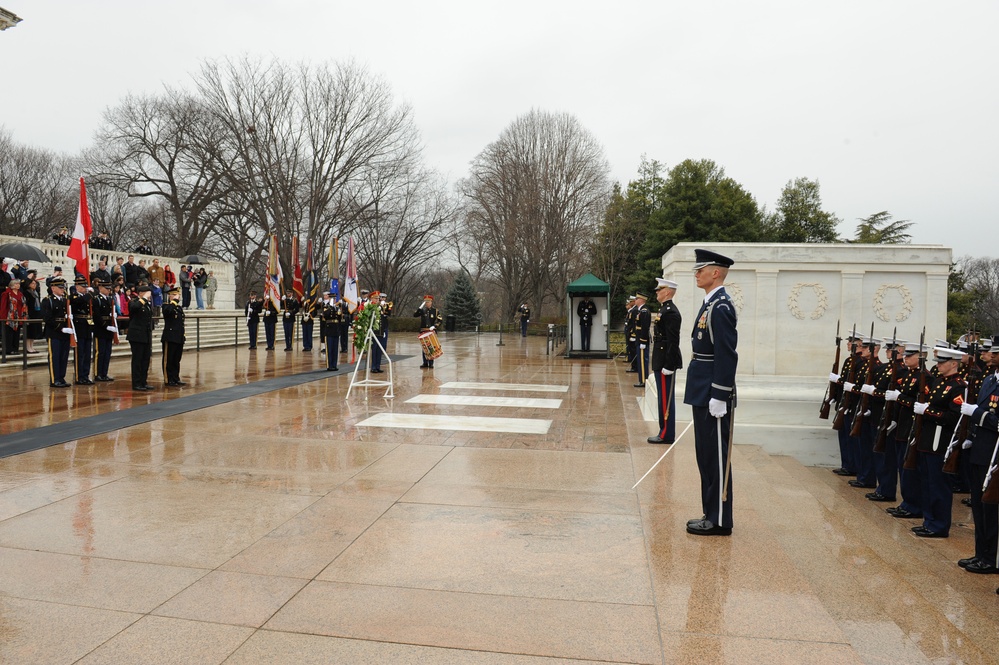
left=961, top=402, right=977, bottom=417
left=106, top=326, right=117, bottom=332
left=913, top=402, right=928, bottom=416
left=708, top=398, right=727, bottom=419
left=861, top=384, right=875, bottom=395
left=885, top=390, right=900, bottom=402
left=661, top=368, right=673, bottom=376
left=863, top=410, right=871, bottom=417
left=829, top=372, right=840, bottom=383
left=629, top=337, right=636, bottom=342
left=843, top=382, right=855, bottom=393
left=962, top=439, right=973, bottom=449
left=430, top=326, right=436, bottom=331
left=639, top=344, right=646, bottom=350
left=61, top=327, right=73, bottom=334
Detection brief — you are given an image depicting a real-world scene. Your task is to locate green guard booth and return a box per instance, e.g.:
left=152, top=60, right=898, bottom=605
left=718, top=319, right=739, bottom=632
left=566, top=273, right=611, bottom=358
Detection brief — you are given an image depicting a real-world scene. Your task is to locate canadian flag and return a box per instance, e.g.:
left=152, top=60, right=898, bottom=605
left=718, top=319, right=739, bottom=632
left=66, top=177, right=93, bottom=281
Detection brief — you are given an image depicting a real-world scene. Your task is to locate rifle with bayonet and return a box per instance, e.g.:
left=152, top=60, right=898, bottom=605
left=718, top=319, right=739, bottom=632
left=850, top=322, right=877, bottom=437
left=903, top=327, right=927, bottom=471
left=944, top=334, right=979, bottom=474
left=819, top=320, right=841, bottom=420
left=832, top=323, right=858, bottom=431
left=982, top=437, right=999, bottom=504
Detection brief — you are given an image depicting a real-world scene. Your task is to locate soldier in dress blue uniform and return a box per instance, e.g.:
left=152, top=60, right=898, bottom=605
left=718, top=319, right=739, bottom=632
left=321, top=291, right=344, bottom=371
left=68, top=276, right=95, bottom=385
left=518, top=304, right=531, bottom=337
left=262, top=296, right=278, bottom=350
left=127, top=285, right=155, bottom=391
left=648, top=278, right=682, bottom=444
left=624, top=296, right=637, bottom=368
left=92, top=280, right=117, bottom=382
left=957, top=335, right=999, bottom=573
left=281, top=289, right=301, bottom=351
left=577, top=297, right=596, bottom=351
left=885, top=342, right=928, bottom=520
left=631, top=293, right=651, bottom=387
left=245, top=291, right=263, bottom=349
left=684, top=249, right=738, bottom=536
left=41, top=277, right=72, bottom=388
left=161, top=286, right=186, bottom=386
left=864, top=337, right=907, bottom=502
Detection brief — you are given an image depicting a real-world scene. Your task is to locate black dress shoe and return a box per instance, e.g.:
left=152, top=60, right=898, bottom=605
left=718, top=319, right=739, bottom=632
left=175, top=381, right=187, bottom=386
left=913, top=529, right=948, bottom=538
left=94, top=376, right=111, bottom=382
left=51, top=381, right=71, bottom=388
left=958, top=557, right=980, bottom=569
left=420, top=363, right=429, bottom=368
left=265, top=346, right=274, bottom=350
left=832, top=468, right=856, bottom=476
left=327, top=367, right=338, bottom=371
left=848, top=480, right=876, bottom=488
left=625, top=369, right=638, bottom=373
left=888, top=508, right=922, bottom=518
left=249, top=346, right=257, bottom=349
left=647, top=436, right=673, bottom=444
left=132, top=385, right=149, bottom=391
left=965, top=560, right=999, bottom=574
left=961, top=497, right=972, bottom=507
left=687, top=516, right=706, bottom=526
left=371, top=369, right=383, bottom=373
left=633, top=383, right=645, bottom=388
left=686, top=519, right=732, bottom=536
left=866, top=493, right=896, bottom=502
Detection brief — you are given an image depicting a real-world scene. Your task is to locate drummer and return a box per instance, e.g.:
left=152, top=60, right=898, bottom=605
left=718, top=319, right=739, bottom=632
left=414, top=294, right=442, bottom=369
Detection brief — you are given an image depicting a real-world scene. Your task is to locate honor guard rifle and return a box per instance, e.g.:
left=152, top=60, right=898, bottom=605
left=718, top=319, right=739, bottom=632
left=832, top=323, right=858, bottom=431
left=819, top=320, right=841, bottom=420
left=873, top=327, right=898, bottom=454
left=944, top=334, right=979, bottom=474
left=903, top=327, right=927, bottom=471
left=982, top=435, right=999, bottom=504
left=850, top=322, right=877, bottom=437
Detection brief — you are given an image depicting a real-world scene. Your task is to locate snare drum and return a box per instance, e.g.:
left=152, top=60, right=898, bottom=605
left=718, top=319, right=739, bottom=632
left=418, top=329, right=443, bottom=360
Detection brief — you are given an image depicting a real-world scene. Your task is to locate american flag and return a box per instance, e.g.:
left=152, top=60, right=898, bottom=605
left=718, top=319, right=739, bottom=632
left=264, top=234, right=283, bottom=309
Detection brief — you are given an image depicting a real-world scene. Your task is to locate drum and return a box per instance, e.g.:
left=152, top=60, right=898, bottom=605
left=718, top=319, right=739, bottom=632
left=418, top=329, right=443, bottom=360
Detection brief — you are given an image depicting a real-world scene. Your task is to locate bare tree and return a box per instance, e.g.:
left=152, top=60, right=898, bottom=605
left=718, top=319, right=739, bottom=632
left=0, top=129, right=76, bottom=239
left=461, top=109, right=610, bottom=319
left=955, top=255, right=999, bottom=333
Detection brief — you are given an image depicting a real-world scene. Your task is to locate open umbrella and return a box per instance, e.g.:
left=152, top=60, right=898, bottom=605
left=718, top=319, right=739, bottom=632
left=0, top=242, right=51, bottom=263
left=180, top=254, right=205, bottom=264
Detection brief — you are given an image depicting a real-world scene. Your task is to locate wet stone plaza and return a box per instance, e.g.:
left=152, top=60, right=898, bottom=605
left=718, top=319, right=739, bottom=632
left=0, top=333, right=997, bottom=664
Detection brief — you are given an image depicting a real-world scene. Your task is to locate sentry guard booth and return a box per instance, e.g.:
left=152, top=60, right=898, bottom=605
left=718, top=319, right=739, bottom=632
left=566, top=273, right=611, bottom=358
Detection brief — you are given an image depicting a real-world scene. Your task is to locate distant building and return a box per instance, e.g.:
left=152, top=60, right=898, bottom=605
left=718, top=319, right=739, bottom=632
left=0, top=6, right=22, bottom=31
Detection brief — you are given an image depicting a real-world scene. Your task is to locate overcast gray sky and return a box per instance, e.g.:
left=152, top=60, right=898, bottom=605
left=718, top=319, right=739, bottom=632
left=1, top=0, right=996, bottom=257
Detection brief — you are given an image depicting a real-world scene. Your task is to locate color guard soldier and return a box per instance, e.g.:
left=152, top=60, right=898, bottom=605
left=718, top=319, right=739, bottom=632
left=320, top=291, right=344, bottom=371
left=41, top=277, right=72, bottom=387
left=262, top=295, right=278, bottom=350
left=245, top=291, right=263, bottom=349
left=684, top=249, right=738, bottom=537
left=631, top=293, right=651, bottom=387
left=648, top=278, right=682, bottom=444
left=318, top=291, right=332, bottom=355
left=957, top=334, right=999, bottom=573
left=161, top=285, right=186, bottom=386
left=281, top=288, right=300, bottom=351
left=68, top=276, right=95, bottom=385
left=370, top=292, right=392, bottom=373
left=127, top=284, right=155, bottom=391
left=909, top=346, right=965, bottom=537
left=92, top=280, right=117, bottom=382
left=415, top=294, right=442, bottom=368
left=300, top=292, right=316, bottom=352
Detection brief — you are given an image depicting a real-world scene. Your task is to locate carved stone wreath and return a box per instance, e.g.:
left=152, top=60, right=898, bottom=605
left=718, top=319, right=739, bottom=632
left=874, top=284, right=913, bottom=322
left=787, top=282, right=829, bottom=320
left=725, top=283, right=744, bottom=313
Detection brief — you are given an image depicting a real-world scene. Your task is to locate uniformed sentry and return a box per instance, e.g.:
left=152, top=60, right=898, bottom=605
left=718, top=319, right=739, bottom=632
left=160, top=286, right=186, bottom=386
left=648, top=278, right=682, bottom=444
left=92, top=280, right=117, bottom=382
left=40, top=277, right=72, bottom=388
left=68, top=276, right=94, bottom=385
left=683, top=249, right=738, bottom=536
left=631, top=293, right=651, bottom=387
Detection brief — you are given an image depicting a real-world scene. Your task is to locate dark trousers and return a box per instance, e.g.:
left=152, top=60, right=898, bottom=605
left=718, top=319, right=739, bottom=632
left=182, top=286, right=191, bottom=308
left=692, top=405, right=734, bottom=529
left=855, top=416, right=876, bottom=486
left=580, top=324, right=592, bottom=351
left=371, top=332, right=387, bottom=370
left=47, top=337, right=70, bottom=383
left=162, top=341, right=183, bottom=383
left=73, top=329, right=92, bottom=382
left=626, top=338, right=635, bottom=364
left=837, top=412, right=856, bottom=473
left=917, top=452, right=952, bottom=535
left=301, top=318, right=314, bottom=351
left=94, top=335, right=113, bottom=378
left=970, top=462, right=999, bottom=566
left=874, top=435, right=898, bottom=499
left=633, top=345, right=649, bottom=384
left=896, top=436, right=922, bottom=514
left=654, top=371, right=677, bottom=442
left=264, top=318, right=276, bottom=349
left=283, top=315, right=294, bottom=349
left=325, top=329, right=339, bottom=370
left=247, top=321, right=259, bottom=348
left=521, top=319, right=528, bottom=337
left=339, top=323, right=350, bottom=352
left=129, top=341, right=151, bottom=387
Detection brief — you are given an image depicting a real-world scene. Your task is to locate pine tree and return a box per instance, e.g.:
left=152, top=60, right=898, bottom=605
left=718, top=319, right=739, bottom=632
left=444, top=271, right=482, bottom=330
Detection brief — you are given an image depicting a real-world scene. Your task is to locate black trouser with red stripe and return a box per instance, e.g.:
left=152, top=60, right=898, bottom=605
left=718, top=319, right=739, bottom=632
left=654, top=371, right=677, bottom=442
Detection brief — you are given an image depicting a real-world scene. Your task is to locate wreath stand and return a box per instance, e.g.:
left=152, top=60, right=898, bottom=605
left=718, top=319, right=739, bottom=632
left=345, top=312, right=393, bottom=399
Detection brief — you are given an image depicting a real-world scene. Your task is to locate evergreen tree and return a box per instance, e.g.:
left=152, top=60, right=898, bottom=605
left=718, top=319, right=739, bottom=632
left=444, top=271, right=482, bottom=330
left=852, top=211, right=913, bottom=244
left=762, top=177, right=841, bottom=242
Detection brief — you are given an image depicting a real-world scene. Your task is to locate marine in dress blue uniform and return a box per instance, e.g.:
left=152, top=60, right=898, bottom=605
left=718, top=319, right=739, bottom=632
left=865, top=338, right=907, bottom=502
left=957, top=336, right=999, bottom=573
left=648, top=278, right=682, bottom=444
left=684, top=249, right=738, bottom=536
left=631, top=294, right=651, bottom=387
left=886, top=342, right=928, bottom=519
